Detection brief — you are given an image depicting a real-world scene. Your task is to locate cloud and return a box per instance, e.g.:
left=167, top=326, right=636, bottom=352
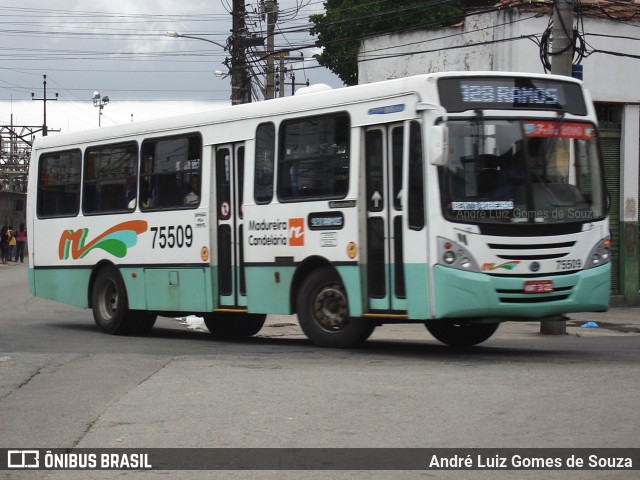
left=2, top=99, right=228, bottom=134
left=0, top=0, right=340, bottom=113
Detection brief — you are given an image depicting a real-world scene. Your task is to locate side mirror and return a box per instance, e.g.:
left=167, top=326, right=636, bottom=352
left=428, top=125, right=449, bottom=166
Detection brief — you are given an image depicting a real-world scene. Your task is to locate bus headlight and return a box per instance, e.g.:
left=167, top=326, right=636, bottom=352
left=443, top=250, right=456, bottom=265
left=437, top=237, right=479, bottom=272
left=585, top=237, right=611, bottom=269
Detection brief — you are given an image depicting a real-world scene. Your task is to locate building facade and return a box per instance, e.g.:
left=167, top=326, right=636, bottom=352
left=358, top=3, right=639, bottom=304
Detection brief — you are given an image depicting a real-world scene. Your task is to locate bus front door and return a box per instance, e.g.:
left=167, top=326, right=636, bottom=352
left=214, top=144, right=247, bottom=308
left=364, top=124, right=407, bottom=313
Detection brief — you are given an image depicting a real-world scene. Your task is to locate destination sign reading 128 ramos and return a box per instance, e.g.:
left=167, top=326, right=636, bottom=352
left=437, top=77, right=588, bottom=114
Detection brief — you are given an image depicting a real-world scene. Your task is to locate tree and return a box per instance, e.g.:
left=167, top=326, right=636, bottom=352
left=310, top=1, right=491, bottom=85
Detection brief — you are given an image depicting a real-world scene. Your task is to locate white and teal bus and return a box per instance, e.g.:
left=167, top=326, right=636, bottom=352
left=27, top=72, right=610, bottom=348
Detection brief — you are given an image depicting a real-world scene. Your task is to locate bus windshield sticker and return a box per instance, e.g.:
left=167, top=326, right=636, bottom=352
left=368, top=104, right=405, bottom=115
left=59, top=220, right=148, bottom=260
left=523, top=121, right=595, bottom=140
left=451, top=201, right=514, bottom=211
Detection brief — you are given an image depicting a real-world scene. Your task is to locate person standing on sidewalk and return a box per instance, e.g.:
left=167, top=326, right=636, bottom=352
left=15, top=223, right=26, bottom=263
left=0, top=226, right=8, bottom=265
left=7, top=227, right=16, bottom=262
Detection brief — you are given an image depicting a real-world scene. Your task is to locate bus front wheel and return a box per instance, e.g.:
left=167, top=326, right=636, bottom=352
left=296, top=267, right=375, bottom=348
left=425, top=320, right=499, bottom=347
left=91, top=265, right=133, bottom=335
left=203, top=313, right=266, bottom=337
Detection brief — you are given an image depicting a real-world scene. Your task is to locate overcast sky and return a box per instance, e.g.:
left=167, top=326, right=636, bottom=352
left=0, top=0, right=342, bottom=133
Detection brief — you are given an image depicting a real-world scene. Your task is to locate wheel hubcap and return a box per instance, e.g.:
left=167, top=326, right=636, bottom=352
left=313, top=286, right=349, bottom=330
left=99, top=280, right=118, bottom=322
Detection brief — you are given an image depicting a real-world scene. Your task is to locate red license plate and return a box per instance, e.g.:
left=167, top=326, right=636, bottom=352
left=523, top=280, right=554, bottom=293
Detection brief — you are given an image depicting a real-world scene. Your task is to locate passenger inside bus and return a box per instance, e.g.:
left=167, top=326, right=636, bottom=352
left=125, top=178, right=137, bottom=209
left=184, top=174, right=200, bottom=206
left=140, top=178, right=157, bottom=208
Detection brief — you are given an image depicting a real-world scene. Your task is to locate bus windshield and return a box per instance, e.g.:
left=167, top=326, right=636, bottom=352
left=440, top=119, right=606, bottom=224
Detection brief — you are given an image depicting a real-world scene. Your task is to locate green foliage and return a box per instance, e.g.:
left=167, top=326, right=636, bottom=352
left=309, top=0, right=466, bottom=85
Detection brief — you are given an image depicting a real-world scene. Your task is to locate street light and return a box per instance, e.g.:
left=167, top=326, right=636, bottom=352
left=166, top=30, right=258, bottom=105
left=166, top=31, right=227, bottom=50
left=92, top=91, right=109, bottom=127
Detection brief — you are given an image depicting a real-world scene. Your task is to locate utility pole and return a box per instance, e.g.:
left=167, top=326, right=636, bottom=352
left=278, top=54, right=287, bottom=98
left=276, top=53, right=309, bottom=97
left=31, top=75, right=58, bottom=136
left=541, top=0, right=574, bottom=336
left=263, top=0, right=278, bottom=100
left=231, top=0, right=251, bottom=104
left=550, top=0, right=574, bottom=77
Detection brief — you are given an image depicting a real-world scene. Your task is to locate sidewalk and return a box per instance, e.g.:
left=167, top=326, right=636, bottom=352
left=0, top=260, right=26, bottom=267
left=566, top=307, right=640, bottom=334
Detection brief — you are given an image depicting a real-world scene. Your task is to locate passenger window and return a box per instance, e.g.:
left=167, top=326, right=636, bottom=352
left=83, top=142, right=138, bottom=214
left=278, top=113, right=350, bottom=201
left=140, top=134, right=202, bottom=210
left=37, top=149, right=82, bottom=218
left=255, top=123, right=275, bottom=204
left=408, top=121, right=425, bottom=230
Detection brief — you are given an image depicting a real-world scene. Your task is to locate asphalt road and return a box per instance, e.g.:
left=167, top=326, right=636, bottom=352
left=1, top=263, right=639, bottom=480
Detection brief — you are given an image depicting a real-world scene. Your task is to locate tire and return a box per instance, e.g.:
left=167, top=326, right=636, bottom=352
left=204, top=313, right=266, bottom=337
left=91, top=265, right=133, bottom=335
left=296, top=267, right=375, bottom=348
left=425, top=320, right=499, bottom=347
left=128, top=312, right=158, bottom=335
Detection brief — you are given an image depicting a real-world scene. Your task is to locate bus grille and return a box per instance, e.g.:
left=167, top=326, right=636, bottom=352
left=487, top=241, right=576, bottom=261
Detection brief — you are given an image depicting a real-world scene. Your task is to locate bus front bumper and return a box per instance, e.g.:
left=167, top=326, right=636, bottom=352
left=432, top=264, right=611, bottom=320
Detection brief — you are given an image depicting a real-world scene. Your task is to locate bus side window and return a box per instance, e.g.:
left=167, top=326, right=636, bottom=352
left=408, top=121, right=425, bottom=230
left=140, top=134, right=202, bottom=210
left=83, top=142, right=138, bottom=215
left=277, top=113, right=350, bottom=201
left=255, top=123, right=275, bottom=204
left=37, top=149, right=82, bottom=218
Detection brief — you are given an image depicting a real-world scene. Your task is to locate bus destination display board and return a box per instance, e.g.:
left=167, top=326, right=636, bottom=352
left=437, top=77, right=587, bottom=115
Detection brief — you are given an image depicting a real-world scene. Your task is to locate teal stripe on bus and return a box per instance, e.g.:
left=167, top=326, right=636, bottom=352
left=33, top=267, right=93, bottom=308
left=32, top=265, right=215, bottom=313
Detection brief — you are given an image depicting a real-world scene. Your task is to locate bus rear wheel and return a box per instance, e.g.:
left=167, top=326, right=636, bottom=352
left=91, top=265, right=133, bottom=335
left=425, top=320, right=499, bottom=347
left=296, top=267, right=375, bottom=348
left=203, top=313, right=266, bottom=337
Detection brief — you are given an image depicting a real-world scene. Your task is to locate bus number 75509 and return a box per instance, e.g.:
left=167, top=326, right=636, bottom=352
left=150, top=225, right=193, bottom=249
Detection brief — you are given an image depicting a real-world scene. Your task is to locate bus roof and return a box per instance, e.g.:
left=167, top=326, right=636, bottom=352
left=31, top=71, right=584, bottom=151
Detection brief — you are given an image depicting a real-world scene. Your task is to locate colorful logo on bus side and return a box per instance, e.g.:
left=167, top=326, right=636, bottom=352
left=58, top=220, right=148, bottom=260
